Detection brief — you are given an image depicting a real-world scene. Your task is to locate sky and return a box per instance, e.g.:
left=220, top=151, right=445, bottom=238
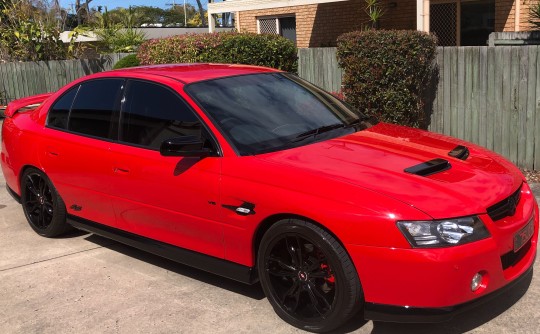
left=58, top=0, right=206, bottom=12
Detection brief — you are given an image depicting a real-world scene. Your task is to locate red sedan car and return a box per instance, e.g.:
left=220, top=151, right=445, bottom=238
left=1, top=64, right=537, bottom=332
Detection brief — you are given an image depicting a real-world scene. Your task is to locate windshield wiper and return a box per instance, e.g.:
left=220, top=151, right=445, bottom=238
left=292, top=123, right=345, bottom=142
left=252, top=122, right=356, bottom=155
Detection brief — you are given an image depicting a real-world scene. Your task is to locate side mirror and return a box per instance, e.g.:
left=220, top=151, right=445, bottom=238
left=160, top=136, right=212, bottom=157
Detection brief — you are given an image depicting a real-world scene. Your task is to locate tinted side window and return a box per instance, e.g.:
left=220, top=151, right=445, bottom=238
left=48, top=86, right=79, bottom=130
left=69, top=79, right=124, bottom=139
left=120, top=80, right=201, bottom=150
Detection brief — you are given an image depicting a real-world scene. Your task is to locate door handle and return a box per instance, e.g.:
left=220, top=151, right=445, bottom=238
left=45, top=145, right=59, bottom=157
left=113, top=167, right=130, bottom=174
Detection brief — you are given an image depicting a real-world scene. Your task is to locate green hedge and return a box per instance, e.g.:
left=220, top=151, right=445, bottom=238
left=113, top=54, right=141, bottom=69
left=137, top=32, right=297, bottom=72
left=336, top=30, right=437, bottom=128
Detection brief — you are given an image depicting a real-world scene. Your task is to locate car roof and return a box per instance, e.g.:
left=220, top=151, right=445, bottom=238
left=112, top=63, right=282, bottom=84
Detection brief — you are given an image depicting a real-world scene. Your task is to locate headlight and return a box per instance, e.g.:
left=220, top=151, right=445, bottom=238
left=397, top=216, right=490, bottom=248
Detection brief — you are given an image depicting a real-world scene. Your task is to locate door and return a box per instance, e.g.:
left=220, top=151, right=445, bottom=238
left=108, top=79, right=224, bottom=258
left=280, top=17, right=297, bottom=45
left=430, top=0, right=495, bottom=46
left=41, top=79, right=124, bottom=226
left=430, top=2, right=458, bottom=46
left=460, top=1, right=495, bottom=46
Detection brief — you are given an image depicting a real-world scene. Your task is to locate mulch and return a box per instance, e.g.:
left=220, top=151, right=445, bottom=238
left=520, top=169, right=540, bottom=183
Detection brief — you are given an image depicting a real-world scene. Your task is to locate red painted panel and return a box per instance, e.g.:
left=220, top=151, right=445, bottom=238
left=108, top=143, right=224, bottom=259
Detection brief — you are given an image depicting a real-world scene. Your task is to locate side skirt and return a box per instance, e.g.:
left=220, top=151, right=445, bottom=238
left=67, top=215, right=258, bottom=284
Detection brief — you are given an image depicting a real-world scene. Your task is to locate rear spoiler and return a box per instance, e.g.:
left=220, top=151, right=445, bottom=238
left=3, top=93, right=53, bottom=118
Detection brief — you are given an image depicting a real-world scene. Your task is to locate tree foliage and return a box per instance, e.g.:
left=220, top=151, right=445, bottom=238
left=0, top=1, right=211, bottom=61
left=75, top=0, right=93, bottom=26
left=0, top=1, right=69, bottom=61
left=99, top=5, right=202, bottom=28
left=188, top=11, right=208, bottom=27
left=93, top=7, right=146, bottom=53
left=530, top=2, right=540, bottom=30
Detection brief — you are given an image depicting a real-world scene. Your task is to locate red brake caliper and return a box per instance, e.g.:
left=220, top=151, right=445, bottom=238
left=320, top=263, right=335, bottom=284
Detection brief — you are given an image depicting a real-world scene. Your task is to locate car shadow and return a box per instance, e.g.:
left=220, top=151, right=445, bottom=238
left=84, top=233, right=266, bottom=300
left=54, top=228, right=90, bottom=239
left=82, top=233, right=533, bottom=333
left=174, top=157, right=202, bottom=176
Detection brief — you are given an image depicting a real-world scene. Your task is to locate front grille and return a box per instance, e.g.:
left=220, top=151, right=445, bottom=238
left=501, top=239, right=531, bottom=270
left=486, top=184, right=522, bottom=222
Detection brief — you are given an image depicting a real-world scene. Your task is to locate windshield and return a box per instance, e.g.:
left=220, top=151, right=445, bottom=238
left=185, top=73, right=369, bottom=155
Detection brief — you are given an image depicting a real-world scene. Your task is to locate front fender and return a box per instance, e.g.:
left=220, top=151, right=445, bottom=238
left=219, top=157, right=431, bottom=267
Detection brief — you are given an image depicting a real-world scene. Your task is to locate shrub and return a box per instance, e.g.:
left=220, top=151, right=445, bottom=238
left=113, top=54, right=140, bottom=69
left=137, top=32, right=297, bottom=72
left=336, top=30, right=437, bottom=128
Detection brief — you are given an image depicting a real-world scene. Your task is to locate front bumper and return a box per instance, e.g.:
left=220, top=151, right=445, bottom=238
left=347, top=185, right=538, bottom=322
left=363, top=262, right=534, bottom=323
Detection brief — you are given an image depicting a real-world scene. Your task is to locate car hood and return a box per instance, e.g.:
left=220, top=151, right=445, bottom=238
left=256, top=123, right=523, bottom=219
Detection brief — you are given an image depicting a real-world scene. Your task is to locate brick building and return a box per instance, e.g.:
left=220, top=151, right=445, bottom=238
left=208, top=0, right=539, bottom=48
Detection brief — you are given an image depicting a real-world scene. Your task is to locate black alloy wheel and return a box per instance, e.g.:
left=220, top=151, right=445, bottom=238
left=21, top=168, right=69, bottom=237
left=266, top=234, right=336, bottom=319
left=258, top=219, right=363, bottom=333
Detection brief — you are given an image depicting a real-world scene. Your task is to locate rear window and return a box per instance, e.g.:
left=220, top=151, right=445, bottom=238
left=68, top=79, right=124, bottom=139
left=48, top=87, right=79, bottom=130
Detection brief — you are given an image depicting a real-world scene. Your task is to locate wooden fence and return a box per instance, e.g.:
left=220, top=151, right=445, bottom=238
left=298, top=46, right=540, bottom=170
left=1, top=49, right=539, bottom=169
left=0, top=53, right=129, bottom=106
left=298, top=48, right=343, bottom=93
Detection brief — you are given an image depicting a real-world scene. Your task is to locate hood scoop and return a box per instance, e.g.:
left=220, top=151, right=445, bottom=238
left=404, top=158, right=452, bottom=177
left=448, top=145, right=470, bottom=160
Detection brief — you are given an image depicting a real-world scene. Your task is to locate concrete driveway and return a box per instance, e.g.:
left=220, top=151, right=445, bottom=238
left=1, top=171, right=539, bottom=334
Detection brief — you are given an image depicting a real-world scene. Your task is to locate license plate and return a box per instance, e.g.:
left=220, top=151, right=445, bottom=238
left=514, top=218, right=535, bottom=252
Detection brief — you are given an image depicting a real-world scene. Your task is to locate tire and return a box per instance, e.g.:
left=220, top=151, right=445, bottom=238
left=20, top=167, right=69, bottom=237
left=257, top=219, right=363, bottom=333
